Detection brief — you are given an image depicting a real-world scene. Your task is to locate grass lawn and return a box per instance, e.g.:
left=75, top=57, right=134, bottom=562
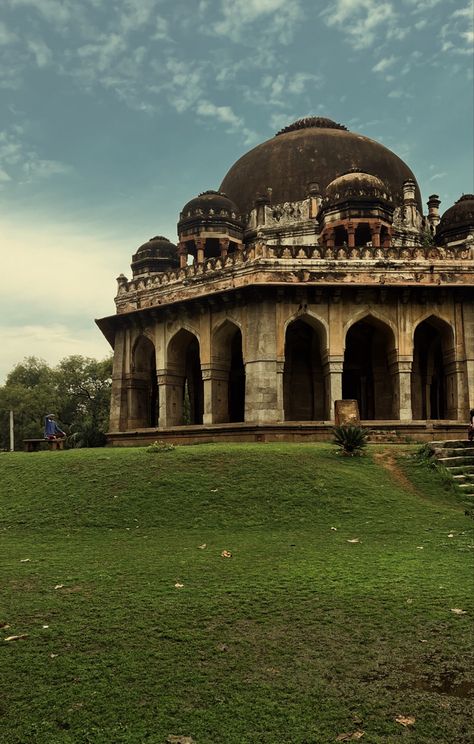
left=0, top=444, right=473, bottom=744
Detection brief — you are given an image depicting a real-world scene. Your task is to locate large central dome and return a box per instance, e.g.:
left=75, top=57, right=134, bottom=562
left=219, top=117, right=421, bottom=215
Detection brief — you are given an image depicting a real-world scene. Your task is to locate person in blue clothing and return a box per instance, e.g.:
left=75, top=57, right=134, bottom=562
left=44, top=413, right=66, bottom=441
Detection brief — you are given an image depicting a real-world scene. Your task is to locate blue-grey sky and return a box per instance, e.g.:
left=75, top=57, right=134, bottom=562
left=0, top=0, right=473, bottom=380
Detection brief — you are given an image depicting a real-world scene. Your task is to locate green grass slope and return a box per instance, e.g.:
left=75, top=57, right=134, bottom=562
left=0, top=444, right=473, bottom=744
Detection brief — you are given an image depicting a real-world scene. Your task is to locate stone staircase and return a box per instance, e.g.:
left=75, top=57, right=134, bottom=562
left=428, top=440, right=474, bottom=496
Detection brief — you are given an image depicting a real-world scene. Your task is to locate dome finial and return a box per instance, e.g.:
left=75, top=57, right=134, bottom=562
left=276, top=117, right=348, bottom=136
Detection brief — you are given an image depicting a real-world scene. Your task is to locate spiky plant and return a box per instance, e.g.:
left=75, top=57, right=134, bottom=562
left=332, top=425, right=369, bottom=455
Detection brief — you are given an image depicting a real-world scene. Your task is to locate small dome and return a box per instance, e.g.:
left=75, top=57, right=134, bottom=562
left=324, top=170, right=393, bottom=206
left=136, top=235, right=177, bottom=258
left=131, top=235, right=178, bottom=277
left=180, top=190, right=240, bottom=220
left=437, top=194, right=474, bottom=242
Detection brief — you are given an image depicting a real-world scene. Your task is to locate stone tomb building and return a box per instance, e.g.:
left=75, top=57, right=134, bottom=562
left=96, top=117, right=474, bottom=444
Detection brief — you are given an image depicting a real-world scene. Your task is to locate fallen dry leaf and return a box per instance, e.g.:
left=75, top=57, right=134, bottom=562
left=174, top=583, right=184, bottom=589
left=42, top=625, right=49, bottom=629
left=451, top=608, right=467, bottom=615
left=166, top=736, right=195, bottom=744
left=0, top=623, right=10, bottom=629
left=54, top=584, right=65, bottom=590
left=198, top=544, right=207, bottom=549
left=347, top=538, right=360, bottom=544
left=447, top=533, right=454, bottom=538
left=210, top=489, right=218, bottom=492
left=221, top=550, right=232, bottom=558
left=4, top=634, right=28, bottom=642
left=50, top=653, right=58, bottom=658
left=331, top=527, right=338, bottom=531
left=416, top=546, right=424, bottom=549
left=336, top=731, right=365, bottom=741
left=395, top=716, right=416, bottom=727
left=20, top=558, right=31, bottom=562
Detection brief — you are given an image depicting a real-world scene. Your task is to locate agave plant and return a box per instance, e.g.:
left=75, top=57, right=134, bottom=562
left=332, top=425, right=369, bottom=455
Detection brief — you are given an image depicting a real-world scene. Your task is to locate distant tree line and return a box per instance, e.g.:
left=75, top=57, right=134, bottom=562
left=0, top=355, right=113, bottom=450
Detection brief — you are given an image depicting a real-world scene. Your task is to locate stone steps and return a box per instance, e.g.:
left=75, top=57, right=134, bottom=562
left=427, top=439, right=474, bottom=496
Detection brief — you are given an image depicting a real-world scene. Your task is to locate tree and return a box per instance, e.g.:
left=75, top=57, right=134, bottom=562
left=0, top=355, right=112, bottom=450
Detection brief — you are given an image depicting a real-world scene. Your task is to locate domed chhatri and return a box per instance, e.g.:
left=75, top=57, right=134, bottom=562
left=179, top=190, right=241, bottom=220
left=177, top=191, right=244, bottom=265
left=97, top=113, right=474, bottom=445
left=131, top=235, right=178, bottom=277
left=220, top=117, right=421, bottom=215
left=437, top=194, right=474, bottom=244
left=324, top=170, right=393, bottom=206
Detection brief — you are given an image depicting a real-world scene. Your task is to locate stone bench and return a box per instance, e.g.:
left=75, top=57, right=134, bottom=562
left=23, top=438, right=65, bottom=452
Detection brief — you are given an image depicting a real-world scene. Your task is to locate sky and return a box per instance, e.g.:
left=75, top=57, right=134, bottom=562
left=0, top=0, right=473, bottom=382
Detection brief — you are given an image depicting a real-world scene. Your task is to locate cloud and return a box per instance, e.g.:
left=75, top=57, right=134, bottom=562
left=0, top=128, right=71, bottom=186
left=210, top=0, right=302, bottom=44
left=441, top=3, right=474, bottom=56
left=196, top=100, right=258, bottom=144
left=372, top=55, right=397, bottom=73
left=322, top=0, right=405, bottom=49
left=27, top=38, right=53, bottom=67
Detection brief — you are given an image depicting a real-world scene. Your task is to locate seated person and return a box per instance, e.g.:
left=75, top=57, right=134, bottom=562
left=44, top=413, right=66, bottom=440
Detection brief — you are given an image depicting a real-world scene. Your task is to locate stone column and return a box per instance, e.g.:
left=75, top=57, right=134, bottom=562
left=323, top=356, right=343, bottom=421
left=201, top=364, right=229, bottom=424
left=177, top=242, right=188, bottom=269
left=219, top=238, right=230, bottom=260
left=243, top=300, right=281, bottom=424
left=370, top=221, right=382, bottom=249
left=347, top=223, right=355, bottom=248
left=393, top=358, right=413, bottom=421
left=126, top=373, right=150, bottom=429
left=195, top=238, right=205, bottom=265
left=157, top=370, right=184, bottom=427
left=109, top=329, right=127, bottom=431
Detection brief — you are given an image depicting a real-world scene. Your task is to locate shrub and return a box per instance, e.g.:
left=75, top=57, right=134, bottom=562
left=146, top=440, right=176, bottom=454
left=332, top=425, right=369, bottom=455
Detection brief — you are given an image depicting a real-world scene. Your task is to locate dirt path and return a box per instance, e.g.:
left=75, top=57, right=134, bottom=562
left=373, top=451, right=420, bottom=497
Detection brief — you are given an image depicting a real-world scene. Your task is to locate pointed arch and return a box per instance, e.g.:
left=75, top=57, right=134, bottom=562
left=167, top=328, right=203, bottom=425
left=211, top=319, right=245, bottom=423
left=130, top=335, right=158, bottom=427
left=342, top=315, right=396, bottom=420
left=283, top=316, right=327, bottom=421
left=411, top=314, right=457, bottom=420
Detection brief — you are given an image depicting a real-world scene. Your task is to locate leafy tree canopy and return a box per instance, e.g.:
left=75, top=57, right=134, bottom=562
left=0, top=355, right=112, bottom=450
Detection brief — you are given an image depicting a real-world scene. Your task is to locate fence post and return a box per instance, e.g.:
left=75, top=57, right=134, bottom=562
left=9, top=410, right=14, bottom=452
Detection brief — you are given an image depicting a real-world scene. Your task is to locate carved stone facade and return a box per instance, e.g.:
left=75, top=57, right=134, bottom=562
left=96, top=118, right=474, bottom=443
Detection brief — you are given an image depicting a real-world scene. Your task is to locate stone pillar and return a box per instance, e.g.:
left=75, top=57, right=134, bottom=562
left=393, top=359, right=413, bottom=421
left=201, top=365, right=229, bottom=424
left=323, top=356, right=343, bottom=421
left=109, top=329, right=127, bottom=432
left=195, top=238, right=205, bottom=265
left=178, top=242, right=188, bottom=269
left=325, top=228, right=335, bottom=249
left=370, top=222, right=382, bottom=249
left=126, top=373, right=150, bottom=429
left=243, top=300, right=281, bottom=424
left=219, top=237, right=230, bottom=260
left=382, top=227, right=391, bottom=249
left=157, top=370, right=184, bottom=427
left=347, top=223, right=355, bottom=248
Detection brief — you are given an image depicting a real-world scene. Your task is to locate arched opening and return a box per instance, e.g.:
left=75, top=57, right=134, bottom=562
left=342, top=317, right=396, bottom=419
left=132, top=335, right=158, bottom=427
left=334, top=225, right=347, bottom=247
left=212, top=321, right=245, bottom=423
left=284, top=318, right=326, bottom=421
left=411, top=317, right=456, bottom=420
left=355, top=223, right=372, bottom=247
left=168, top=329, right=203, bottom=425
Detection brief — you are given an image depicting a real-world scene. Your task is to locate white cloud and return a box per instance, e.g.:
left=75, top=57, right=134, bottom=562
left=372, top=55, right=397, bottom=73
left=27, top=38, right=53, bottom=67
left=441, top=3, right=474, bottom=56
left=0, top=20, right=18, bottom=45
left=0, top=128, right=70, bottom=186
left=196, top=100, right=258, bottom=144
left=211, top=0, right=302, bottom=44
left=322, top=0, right=403, bottom=49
